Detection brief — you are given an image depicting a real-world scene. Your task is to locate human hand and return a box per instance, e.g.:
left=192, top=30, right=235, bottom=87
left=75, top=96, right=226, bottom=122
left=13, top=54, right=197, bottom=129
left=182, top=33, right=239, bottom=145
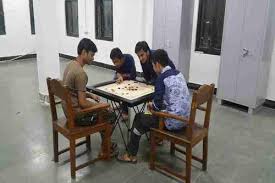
left=116, top=75, right=123, bottom=84
left=93, top=95, right=100, bottom=102
left=147, top=102, right=153, bottom=112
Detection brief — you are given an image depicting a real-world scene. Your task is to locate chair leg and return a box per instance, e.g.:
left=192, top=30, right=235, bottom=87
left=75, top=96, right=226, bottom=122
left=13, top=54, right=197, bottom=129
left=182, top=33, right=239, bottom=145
left=170, top=142, right=175, bottom=155
left=105, top=125, right=111, bottom=160
left=101, top=125, right=111, bottom=160
left=70, top=139, right=76, bottom=179
left=149, top=132, right=156, bottom=170
left=53, top=130, right=59, bottom=162
left=86, top=135, right=91, bottom=151
left=202, top=136, right=208, bottom=171
left=185, top=146, right=192, bottom=183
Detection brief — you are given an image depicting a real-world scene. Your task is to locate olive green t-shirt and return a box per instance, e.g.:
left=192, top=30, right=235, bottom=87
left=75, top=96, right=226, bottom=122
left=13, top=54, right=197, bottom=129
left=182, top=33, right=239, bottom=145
left=62, top=60, right=88, bottom=114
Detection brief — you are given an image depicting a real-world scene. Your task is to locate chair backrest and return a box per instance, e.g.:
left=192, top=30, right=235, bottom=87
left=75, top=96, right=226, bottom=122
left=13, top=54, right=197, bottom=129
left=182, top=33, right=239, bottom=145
left=47, top=77, right=76, bottom=129
left=187, top=84, right=215, bottom=138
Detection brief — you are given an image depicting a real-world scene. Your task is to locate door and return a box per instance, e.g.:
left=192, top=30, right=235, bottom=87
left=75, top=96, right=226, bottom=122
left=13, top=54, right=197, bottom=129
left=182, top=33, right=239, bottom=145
left=235, top=0, right=268, bottom=107
left=217, top=0, right=245, bottom=101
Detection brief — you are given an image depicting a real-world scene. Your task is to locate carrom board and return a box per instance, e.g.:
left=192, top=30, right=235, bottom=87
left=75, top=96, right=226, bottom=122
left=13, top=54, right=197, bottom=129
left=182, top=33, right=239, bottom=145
left=87, top=80, right=154, bottom=107
left=97, top=80, right=154, bottom=100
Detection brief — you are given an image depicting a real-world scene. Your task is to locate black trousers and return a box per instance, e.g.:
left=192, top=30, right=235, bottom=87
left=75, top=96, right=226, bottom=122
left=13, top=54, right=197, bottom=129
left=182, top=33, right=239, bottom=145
left=127, top=113, right=159, bottom=156
left=99, top=110, right=116, bottom=140
left=121, top=102, right=128, bottom=114
left=75, top=110, right=116, bottom=141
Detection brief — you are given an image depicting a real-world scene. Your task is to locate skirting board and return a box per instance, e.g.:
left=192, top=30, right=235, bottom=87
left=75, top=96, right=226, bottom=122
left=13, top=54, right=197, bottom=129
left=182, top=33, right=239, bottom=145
left=0, top=54, right=37, bottom=62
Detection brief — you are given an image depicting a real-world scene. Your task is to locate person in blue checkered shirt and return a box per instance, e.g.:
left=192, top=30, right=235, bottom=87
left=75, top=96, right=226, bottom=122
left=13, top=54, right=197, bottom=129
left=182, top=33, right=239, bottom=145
left=117, top=49, right=190, bottom=163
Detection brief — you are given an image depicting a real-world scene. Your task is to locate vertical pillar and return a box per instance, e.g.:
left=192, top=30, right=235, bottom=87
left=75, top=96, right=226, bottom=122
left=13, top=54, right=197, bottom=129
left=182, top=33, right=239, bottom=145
left=34, top=0, right=60, bottom=102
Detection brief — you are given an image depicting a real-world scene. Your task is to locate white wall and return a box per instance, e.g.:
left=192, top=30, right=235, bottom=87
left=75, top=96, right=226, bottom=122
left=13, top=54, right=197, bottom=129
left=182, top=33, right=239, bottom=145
left=152, top=0, right=182, bottom=66
left=152, top=0, right=194, bottom=80
left=0, top=0, right=36, bottom=57
left=57, top=0, right=154, bottom=72
left=1, top=0, right=275, bottom=101
left=189, top=0, right=275, bottom=100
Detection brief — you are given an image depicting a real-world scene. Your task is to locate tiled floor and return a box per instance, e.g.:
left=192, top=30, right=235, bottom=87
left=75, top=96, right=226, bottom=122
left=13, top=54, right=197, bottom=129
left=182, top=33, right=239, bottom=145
left=0, top=58, right=274, bottom=183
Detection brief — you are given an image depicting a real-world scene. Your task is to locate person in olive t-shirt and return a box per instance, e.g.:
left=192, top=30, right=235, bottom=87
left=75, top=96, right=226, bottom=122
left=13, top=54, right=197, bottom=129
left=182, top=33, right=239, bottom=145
left=62, top=38, right=118, bottom=156
left=62, top=38, right=100, bottom=112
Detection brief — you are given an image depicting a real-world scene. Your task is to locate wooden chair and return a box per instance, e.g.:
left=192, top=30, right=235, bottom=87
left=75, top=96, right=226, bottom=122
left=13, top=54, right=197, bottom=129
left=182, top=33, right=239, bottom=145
left=149, top=84, right=215, bottom=183
left=47, top=78, right=112, bottom=178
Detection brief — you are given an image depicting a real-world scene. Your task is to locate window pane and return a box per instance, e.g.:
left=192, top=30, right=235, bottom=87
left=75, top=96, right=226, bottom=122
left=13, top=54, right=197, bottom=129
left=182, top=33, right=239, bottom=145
left=195, top=0, right=226, bottom=55
left=65, top=1, right=71, bottom=35
left=71, top=0, right=78, bottom=36
left=65, top=0, right=79, bottom=37
left=102, top=0, right=112, bottom=38
left=95, top=0, right=113, bottom=41
left=0, top=0, right=5, bottom=35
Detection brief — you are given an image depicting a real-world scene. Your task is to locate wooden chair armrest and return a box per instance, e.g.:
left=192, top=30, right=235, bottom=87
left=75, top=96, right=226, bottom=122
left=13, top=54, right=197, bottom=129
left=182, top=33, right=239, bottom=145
left=77, top=103, right=110, bottom=115
left=151, top=110, right=189, bottom=123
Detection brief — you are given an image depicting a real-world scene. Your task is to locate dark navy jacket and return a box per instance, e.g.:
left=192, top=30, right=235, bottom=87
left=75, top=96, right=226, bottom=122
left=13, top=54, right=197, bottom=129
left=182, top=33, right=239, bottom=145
left=115, top=54, right=136, bottom=80
left=141, top=50, right=175, bottom=84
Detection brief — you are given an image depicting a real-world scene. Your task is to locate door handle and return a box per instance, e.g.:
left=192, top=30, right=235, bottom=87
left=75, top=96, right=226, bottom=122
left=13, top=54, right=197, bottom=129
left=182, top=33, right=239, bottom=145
left=242, top=48, right=249, bottom=57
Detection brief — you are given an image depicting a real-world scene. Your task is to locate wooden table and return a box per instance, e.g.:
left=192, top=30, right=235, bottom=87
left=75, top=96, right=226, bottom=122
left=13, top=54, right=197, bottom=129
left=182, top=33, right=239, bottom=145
left=87, top=80, right=154, bottom=149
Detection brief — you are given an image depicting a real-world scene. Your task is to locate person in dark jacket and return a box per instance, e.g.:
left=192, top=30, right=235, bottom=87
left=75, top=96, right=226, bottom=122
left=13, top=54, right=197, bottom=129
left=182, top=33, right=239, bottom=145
left=110, top=48, right=137, bottom=119
left=135, top=41, right=175, bottom=84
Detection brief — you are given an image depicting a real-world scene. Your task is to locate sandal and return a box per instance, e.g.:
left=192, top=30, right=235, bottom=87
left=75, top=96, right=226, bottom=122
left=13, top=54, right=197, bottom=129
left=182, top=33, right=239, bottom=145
left=116, top=153, right=137, bottom=164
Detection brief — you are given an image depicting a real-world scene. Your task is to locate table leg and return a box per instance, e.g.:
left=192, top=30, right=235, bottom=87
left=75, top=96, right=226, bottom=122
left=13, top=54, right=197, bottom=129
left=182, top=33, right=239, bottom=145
left=110, top=101, right=129, bottom=150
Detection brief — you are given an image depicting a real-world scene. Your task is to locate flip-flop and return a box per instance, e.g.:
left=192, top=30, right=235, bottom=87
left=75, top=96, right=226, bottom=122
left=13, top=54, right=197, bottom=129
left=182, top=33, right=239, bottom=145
left=116, top=154, right=137, bottom=164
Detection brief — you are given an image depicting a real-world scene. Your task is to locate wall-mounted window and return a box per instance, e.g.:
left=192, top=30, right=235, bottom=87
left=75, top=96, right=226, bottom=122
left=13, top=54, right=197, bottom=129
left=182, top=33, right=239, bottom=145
left=29, top=0, right=35, bottom=34
left=95, top=0, right=113, bottom=41
left=65, top=0, right=79, bottom=37
left=0, top=0, right=6, bottom=35
left=195, top=0, right=226, bottom=55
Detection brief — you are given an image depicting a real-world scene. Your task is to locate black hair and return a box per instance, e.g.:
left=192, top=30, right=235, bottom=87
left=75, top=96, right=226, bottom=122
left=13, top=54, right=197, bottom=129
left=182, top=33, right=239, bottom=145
left=135, top=41, right=150, bottom=53
left=77, top=38, right=97, bottom=55
left=110, top=47, right=123, bottom=60
left=151, top=49, right=169, bottom=67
